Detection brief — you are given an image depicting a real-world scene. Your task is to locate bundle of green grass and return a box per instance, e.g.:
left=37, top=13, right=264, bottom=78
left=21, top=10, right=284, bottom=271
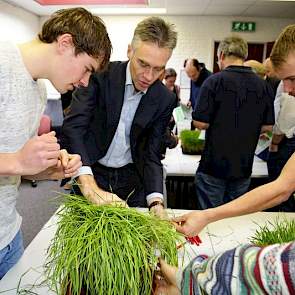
left=180, top=129, right=204, bottom=154
left=250, top=217, right=295, bottom=247
left=45, top=195, right=182, bottom=295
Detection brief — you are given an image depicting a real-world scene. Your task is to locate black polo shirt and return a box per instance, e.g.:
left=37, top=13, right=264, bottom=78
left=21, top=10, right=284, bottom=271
left=192, top=65, right=274, bottom=179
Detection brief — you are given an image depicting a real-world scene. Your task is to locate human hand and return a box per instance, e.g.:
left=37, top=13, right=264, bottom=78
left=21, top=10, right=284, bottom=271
left=150, top=204, right=168, bottom=219
left=172, top=211, right=210, bottom=237
left=58, top=149, right=82, bottom=178
left=89, top=189, right=126, bottom=207
left=172, top=134, right=179, bottom=145
left=259, top=133, right=269, bottom=141
left=26, top=161, right=65, bottom=180
left=269, top=143, right=278, bottom=152
left=24, top=149, right=82, bottom=180
left=16, top=131, right=60, bottom=176
left=78, top=175, right=127, bottom=207
left=153, top=258, right=180, bottom=295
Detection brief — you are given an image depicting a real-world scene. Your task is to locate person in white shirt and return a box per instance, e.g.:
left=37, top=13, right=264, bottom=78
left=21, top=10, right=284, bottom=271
left=267, top=81, right=295, bottom=211
left=0, top=7, right=111, bottom=278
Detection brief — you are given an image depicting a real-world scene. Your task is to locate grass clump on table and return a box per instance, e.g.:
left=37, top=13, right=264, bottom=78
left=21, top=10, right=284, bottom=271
left=250, top=217, right=295, bottom=247
left=45, top=194, right=182, bottom=295
left=180, top=129, right=204, bottom=155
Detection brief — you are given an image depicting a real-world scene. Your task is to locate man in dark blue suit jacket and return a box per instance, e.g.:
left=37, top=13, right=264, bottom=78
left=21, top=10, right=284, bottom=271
left=61, top=17, right=178, bottom=215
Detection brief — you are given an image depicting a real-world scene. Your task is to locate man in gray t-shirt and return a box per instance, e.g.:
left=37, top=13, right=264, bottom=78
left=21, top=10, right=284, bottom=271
left=0, top=7, right=111, bottom=278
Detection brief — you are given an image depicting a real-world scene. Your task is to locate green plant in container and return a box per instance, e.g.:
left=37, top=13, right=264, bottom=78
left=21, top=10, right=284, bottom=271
left=180, top=129, right=204, bottom=155
left=45, top=194, right=182, bottom=295
left=250, top=217, right=295, bottom=247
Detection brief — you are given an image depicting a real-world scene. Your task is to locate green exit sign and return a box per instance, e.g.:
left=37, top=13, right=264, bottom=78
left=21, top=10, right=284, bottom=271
left=232, top=21, right=256, bottom=32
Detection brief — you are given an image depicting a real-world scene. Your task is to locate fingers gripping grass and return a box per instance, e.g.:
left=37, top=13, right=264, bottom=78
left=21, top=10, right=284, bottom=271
left=45, top=194, right=181, bottom=295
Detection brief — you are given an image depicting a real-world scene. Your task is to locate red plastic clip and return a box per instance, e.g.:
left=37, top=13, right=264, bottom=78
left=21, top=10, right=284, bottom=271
left=185, top=235, right=202, bottom=246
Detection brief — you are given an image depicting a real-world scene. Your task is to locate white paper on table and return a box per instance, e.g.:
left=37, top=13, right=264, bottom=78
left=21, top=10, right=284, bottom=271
left=255, top=137, right=271, bottom=155
left=179, top=88, right=190, bottom=105
left=173, top=106, right=185, bottom=122
left=199, top=130, right=206, bottom=140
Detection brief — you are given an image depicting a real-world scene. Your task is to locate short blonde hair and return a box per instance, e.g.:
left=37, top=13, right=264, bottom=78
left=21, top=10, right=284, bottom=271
left=131, top=17, right=177, bottom=50
left=244, top=60, right=266, bottom=79
left=271, top=24, right=295, bottom=70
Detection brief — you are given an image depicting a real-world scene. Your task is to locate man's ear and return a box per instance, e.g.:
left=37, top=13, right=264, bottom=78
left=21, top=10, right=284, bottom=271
left=127, top=44, right=133, bottom=60
left=56, top=33, right=74, bottom=55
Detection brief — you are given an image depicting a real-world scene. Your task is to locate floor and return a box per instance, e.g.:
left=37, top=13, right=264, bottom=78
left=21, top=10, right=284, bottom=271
left=16, top=179, right=65, bottom=248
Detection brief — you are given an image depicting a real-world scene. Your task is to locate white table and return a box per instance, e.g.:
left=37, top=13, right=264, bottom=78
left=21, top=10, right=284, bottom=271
left=0, top=209, right=294, bottom=294
left=162, top=144, right=268, bottom=178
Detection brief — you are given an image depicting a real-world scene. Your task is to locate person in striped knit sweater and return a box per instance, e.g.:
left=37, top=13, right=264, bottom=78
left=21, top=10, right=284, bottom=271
left=155, top=25, right=295, bottom=295
left=157, top=241, right=294, bottom=294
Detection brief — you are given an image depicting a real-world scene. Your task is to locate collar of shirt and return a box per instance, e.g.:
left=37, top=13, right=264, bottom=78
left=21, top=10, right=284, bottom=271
left=125, top=62, right=147, bottom=99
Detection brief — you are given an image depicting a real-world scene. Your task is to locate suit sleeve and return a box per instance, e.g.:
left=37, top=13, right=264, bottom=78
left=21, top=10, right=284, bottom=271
left=60, top=75, right=98, bottom=166
left=143, top=92, right=176, bottom=196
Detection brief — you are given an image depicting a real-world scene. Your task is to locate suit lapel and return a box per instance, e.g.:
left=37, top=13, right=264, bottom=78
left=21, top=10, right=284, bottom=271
left=106, top=62, right=127, bottom=129
left=131, top=85, right=159, bottom=136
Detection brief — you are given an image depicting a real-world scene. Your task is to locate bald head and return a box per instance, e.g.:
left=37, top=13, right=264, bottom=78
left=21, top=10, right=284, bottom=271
left=264, top=57, right=277, bottom=79
left=185, top=58, right=200, bottom=81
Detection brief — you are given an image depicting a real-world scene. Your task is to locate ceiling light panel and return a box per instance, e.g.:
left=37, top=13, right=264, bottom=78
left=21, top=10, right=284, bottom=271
left=34, top=0, right=148, bottom=5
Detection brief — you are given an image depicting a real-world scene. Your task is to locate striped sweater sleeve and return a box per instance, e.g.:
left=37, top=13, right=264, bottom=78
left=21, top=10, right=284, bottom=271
left=179, top=241, right=295, bottom=295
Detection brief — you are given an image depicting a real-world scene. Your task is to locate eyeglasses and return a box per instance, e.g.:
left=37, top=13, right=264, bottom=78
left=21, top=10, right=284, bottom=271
left=135, top=57, right=165, bottom=76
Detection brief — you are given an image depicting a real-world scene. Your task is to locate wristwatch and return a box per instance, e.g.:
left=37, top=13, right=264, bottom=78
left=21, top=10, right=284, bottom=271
left=148, top=200, right=164, bottom=210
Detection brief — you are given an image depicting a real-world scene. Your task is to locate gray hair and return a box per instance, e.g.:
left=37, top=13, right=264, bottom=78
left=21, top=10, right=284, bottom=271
left=131, top=16, right=177, bottom=50
left=217, top=36, right=248, bottom=60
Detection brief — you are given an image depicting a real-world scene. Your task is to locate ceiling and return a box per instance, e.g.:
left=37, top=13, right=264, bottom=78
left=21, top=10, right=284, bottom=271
left=4, top=0, right=295, bottom=18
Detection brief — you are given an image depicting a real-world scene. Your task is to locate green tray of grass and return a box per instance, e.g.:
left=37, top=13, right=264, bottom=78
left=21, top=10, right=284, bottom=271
left=180, top=129, right=204, bottom=155
left=250, top=217, right=295, bottom=247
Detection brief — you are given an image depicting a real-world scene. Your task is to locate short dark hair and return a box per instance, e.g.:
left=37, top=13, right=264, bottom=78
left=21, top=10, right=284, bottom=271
left=39, top=7, right=112, bottom=70
left=164, top=68, right=177, bottom=79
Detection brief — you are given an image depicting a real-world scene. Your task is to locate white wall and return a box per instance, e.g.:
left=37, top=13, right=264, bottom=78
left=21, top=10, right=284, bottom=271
left=40, top=13, right=295, bottom=74
left=100, top=15, right=295, bottom=75
left=1, top=3, right=293, bottom=72
left=0, top=1, right=39, bottom=42
left=2, top=4, right=294, bottom=80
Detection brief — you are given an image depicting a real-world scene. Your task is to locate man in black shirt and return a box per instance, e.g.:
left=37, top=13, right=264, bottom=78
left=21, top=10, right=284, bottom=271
left=193, top=36, right=274, bottom=209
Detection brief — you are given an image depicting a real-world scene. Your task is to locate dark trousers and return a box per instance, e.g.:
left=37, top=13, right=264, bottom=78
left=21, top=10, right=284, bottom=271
left=267, top=136, right=295, bottom=212
left=195, top=171, right=251, bottom=209
left=73, top=162, right=146, bottom=208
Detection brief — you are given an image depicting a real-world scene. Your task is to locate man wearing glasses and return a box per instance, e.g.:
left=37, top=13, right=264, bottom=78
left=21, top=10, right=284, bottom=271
left=61, top=17, right=178, bottom=216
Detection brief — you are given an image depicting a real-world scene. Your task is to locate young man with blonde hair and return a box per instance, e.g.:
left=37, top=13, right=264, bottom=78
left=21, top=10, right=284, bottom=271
left=0, top=7, right=111, bottom=278
left=62, top=16, right=178, bottom=216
